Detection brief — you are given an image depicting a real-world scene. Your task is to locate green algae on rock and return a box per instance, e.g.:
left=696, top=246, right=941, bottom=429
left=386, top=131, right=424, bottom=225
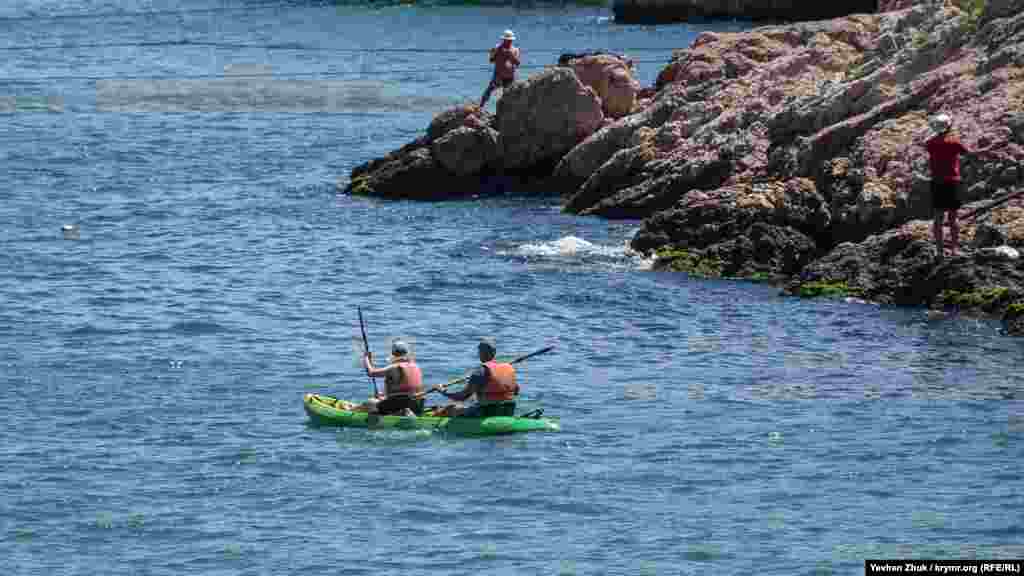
left=936, top=287, right=1014, bottom=312
left=653, top=248, right=724, bottom=277
left=794, top=281, right=859, bottom=299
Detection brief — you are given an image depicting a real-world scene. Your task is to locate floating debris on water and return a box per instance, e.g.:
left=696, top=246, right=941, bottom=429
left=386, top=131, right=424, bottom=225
left=95, top=512, right=114, bottom=529
left=223, top=543, right=242, bottom=558
left=62, top=224, right=79, bottom=240
left=688, top=383, right=705, bottom=400
left=622, top=383, right=657, bottom=400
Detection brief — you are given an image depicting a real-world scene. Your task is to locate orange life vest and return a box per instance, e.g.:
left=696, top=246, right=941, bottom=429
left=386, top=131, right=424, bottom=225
left=481, top=361, right=518, bottom=403
left=391, top=361, right=423, bottom=397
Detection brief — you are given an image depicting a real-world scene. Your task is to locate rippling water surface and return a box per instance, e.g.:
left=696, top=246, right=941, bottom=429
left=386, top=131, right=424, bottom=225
left=2, top=2, right=1022, bottom=574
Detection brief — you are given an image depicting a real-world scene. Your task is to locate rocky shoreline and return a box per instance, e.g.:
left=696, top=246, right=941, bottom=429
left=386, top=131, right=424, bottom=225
left=610, top=0, right=878, bottom=25
left=343, top=0, right=1024, bottom=335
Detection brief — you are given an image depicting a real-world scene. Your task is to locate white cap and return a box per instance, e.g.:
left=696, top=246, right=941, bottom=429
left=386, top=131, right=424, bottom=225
left=391, top=340, right=410, bottom=357
left=929, top=113, right=952, bottom=133
left=502, top=30, right=516, bottom=41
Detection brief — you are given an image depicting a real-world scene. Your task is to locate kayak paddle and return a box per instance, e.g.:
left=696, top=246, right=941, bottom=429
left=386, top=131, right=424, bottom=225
left=417, top=345, right=555, bottom=398
left=357, top=306, right=377, bottom=398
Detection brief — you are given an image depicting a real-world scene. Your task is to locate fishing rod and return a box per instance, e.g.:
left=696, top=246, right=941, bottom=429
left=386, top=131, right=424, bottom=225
left=962, top=183, right=1024, bottom=222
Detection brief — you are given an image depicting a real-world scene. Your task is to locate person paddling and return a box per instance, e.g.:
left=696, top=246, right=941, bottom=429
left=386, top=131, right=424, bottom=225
left=479, top=30, right=520, bottom=109
left=362, top=340, right=425, bottom=416
left=433, top=338, right=519, bottom=417
left=923, top=113, right=994, bottom=261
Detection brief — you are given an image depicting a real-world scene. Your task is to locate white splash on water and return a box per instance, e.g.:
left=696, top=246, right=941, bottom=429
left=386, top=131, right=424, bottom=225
left=513, top=235, right=652, bottom=269
left=518, top=236, right=600, bottom=257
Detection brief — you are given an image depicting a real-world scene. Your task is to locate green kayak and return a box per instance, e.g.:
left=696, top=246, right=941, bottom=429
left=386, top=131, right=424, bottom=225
left=303, top=393, right=559, bottom=436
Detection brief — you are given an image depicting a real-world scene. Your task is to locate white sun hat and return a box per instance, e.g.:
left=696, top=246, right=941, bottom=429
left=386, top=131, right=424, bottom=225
left=929, top=113, right=953, bottom=134
left=502, top=30, right=516, bottom=41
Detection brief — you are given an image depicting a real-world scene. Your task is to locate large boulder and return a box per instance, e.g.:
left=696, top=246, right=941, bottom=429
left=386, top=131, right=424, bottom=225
left=563, top=54, right=640, bottom=119
left=496, top=68, right=604, bottom=172
left=346, top=147, right=460, bottom=200
left=431, top=126, right=500, bottom=176
left=553, top=92, right=685, bottom=188
left=345, top=105, right=498, bottom=199
left=562, top=144, right=656, bottom=215
left=426, top=104, right=493, bottom=142
left=571, top=143, right=736, bottom=219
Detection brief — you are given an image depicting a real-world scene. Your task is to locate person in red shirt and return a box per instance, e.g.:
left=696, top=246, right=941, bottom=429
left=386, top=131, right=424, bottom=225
left=479, top=30, right=521, bottom=109
left=923, top=114, right=992, bottom=260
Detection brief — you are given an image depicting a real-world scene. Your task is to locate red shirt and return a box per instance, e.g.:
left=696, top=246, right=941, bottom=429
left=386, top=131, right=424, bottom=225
left=925, top=135, right=969, bottom=182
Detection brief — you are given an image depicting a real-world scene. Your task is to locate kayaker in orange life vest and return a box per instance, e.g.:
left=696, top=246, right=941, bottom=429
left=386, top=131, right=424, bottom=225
left=362, top=339, right=425, bottom=416
left=479, top=30, right=520, bottom=109
left=432, top=338, right=519, bottom=417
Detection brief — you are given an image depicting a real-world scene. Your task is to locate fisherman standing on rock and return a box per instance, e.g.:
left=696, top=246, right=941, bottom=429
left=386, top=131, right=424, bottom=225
left=923, top=113, right=995, bottom=261
left=479, top=30, right=520, bottom=109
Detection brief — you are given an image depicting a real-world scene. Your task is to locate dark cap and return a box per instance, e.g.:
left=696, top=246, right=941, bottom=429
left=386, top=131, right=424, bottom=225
left=478, top=337, right=496, bottom=354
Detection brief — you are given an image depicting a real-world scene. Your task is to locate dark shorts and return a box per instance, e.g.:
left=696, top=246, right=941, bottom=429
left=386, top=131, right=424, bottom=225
left=377, top=396, right=424, bottom=416
left=462, top=402, right=516, bottom=418
left=932, top=180, right=963, bottom=212
left=490, top=76, right=514, bottom=89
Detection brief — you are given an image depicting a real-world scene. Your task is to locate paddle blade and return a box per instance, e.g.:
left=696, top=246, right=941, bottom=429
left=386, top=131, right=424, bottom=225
left=351, top=336, right=367, bottom=368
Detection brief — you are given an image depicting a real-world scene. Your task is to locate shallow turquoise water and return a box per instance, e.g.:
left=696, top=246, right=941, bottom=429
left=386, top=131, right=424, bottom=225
left=2, top=2, right=1022, bottom=575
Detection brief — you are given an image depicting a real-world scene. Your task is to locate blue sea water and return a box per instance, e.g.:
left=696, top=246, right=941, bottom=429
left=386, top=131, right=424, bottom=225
left=1, top=1, right=1022, bottom=574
